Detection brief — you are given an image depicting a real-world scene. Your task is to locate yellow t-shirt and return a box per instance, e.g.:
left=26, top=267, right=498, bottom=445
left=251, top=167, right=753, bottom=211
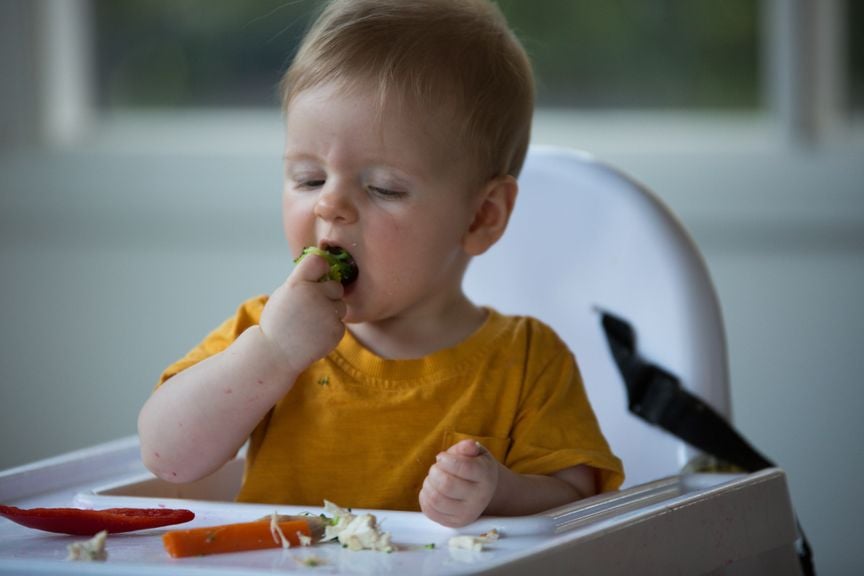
left=159, top=296, right=624, bottom=510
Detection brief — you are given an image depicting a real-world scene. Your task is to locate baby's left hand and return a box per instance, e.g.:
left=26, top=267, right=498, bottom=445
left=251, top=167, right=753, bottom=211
left=419, top=439, right=500, bottom=527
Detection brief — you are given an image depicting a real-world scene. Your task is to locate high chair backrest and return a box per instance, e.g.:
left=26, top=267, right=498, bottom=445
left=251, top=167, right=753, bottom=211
left=464, top=145, right=730, bottom=487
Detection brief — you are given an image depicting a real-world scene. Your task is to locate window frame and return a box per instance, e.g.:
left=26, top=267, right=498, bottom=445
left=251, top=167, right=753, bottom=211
left=30, top=0, right=862, bottom=152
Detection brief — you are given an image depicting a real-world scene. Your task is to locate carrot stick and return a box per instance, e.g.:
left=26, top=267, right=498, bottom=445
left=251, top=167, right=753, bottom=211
left=162, top=519, right=312, bottom=558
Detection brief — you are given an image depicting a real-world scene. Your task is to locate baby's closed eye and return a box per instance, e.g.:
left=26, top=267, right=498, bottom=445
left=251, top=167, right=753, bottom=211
left=299, top=179, right=326, bottom=189
left=367, top=185, right=406, bottom=199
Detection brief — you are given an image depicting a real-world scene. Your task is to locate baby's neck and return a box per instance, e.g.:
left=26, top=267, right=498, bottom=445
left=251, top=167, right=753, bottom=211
left=349, top=299, right=487, bottom=360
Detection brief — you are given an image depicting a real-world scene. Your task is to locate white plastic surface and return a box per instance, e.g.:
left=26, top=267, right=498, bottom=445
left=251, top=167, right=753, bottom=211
left=464, top=146, right=730, bottom=486
left=0, top=437, right=802, bottom=576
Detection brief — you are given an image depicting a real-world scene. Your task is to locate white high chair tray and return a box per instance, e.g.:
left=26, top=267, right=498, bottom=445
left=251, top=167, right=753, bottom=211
left=0, top=437, right=801, bottom=575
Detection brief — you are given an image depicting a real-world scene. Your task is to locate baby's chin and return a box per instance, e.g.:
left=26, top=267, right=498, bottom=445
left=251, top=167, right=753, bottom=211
left=340, top=304, right=384, bottom=327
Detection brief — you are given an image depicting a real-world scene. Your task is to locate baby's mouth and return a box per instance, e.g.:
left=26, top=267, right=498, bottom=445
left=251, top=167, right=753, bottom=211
left=326, top=245, right=359, bottom=286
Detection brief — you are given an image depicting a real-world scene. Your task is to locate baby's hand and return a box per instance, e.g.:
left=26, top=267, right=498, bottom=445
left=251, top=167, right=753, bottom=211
left=258, top=253, right=346, bottom=372
left=419, top=439, right=499, bottom=527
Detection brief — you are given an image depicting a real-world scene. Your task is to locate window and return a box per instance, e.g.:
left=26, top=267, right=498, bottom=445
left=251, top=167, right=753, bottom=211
left=93, top=0, right=761, bottom=111
left=23, top=0, right=864, bottom=148
left=497, top=0, right=759, bottom=110
left=93, top=0, right=318, bottom=109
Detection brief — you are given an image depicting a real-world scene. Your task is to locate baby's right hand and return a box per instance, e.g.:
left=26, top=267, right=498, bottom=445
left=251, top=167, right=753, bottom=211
left=258, top=253, right=346, bottom=373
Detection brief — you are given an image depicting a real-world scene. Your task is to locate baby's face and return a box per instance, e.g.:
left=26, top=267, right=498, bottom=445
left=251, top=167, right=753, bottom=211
left=282, top=80, right=481, bottom=325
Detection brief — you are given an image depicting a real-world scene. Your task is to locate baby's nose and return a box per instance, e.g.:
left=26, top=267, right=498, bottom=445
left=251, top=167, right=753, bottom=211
left=314, top=183, right=357, bottom=224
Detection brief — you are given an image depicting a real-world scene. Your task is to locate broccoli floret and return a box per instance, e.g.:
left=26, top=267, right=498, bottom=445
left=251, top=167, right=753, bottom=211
left=294, top=246, right=359, bottom=286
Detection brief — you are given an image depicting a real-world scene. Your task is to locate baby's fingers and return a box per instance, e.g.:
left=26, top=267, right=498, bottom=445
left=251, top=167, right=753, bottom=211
left=447, top=439, right=484, bottom=457
left=317, top=278, right=345, bottom=302
left=435, top=451, right=487, bottom=482
left=291, top=251, right=332, bottom=283
left=290, top=253, right=344, bottom=304
left=426, top=463, right=475, bottom=501
left=420, top=472, right=472, bottom=527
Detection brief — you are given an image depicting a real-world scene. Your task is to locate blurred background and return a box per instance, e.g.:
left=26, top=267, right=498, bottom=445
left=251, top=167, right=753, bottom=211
left=1, top=0, right=862, bottom=573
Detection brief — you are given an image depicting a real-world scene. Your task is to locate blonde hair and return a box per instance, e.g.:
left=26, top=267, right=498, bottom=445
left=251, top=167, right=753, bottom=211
left=280, top=0, right=534, bottom=181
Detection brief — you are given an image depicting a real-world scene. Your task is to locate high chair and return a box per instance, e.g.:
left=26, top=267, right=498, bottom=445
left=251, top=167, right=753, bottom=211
left=464, top=145, right=731, bottom=487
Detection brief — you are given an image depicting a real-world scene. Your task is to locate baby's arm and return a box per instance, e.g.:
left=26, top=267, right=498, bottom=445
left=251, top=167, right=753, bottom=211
left=419, top=439, right=597, bottom=527
left=137, top=254, right=346, bottom=484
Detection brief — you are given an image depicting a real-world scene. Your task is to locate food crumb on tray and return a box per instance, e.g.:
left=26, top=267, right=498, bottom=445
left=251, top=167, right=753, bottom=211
left=321, top=500, right=394, bottom=553
left=296, top=554, right=327, bottom=567
left=66, top=530, right=108, bottom=562
left=448, top=528, right=500, bottom=552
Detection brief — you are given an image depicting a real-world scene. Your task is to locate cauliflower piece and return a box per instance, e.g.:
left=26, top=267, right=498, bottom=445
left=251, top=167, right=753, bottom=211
left=66, top=530, right=108, bottom=562
left=447, top=529, right=500, bottom=552
left=321, top=500, right=393, bottom=553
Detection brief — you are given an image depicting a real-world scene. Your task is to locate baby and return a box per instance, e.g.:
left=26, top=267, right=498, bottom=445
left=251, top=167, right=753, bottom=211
left=138, top=0, right=623, bottom=528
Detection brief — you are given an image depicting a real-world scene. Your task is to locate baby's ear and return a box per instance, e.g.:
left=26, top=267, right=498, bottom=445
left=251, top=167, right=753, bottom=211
left=462, top=175, right=517, bottom=256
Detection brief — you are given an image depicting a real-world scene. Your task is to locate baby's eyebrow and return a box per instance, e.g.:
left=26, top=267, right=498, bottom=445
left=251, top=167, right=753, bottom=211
left=282, top=151, right=319, bottom=163
left=283, top=156, right=324, bottom=174
left=364, top=166, right=414, bottom=187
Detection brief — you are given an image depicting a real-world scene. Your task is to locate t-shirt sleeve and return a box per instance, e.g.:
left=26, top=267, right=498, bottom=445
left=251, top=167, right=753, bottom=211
left=505, top=325, right=625, bottom=493
left=156, top=296, right=268, bottom=387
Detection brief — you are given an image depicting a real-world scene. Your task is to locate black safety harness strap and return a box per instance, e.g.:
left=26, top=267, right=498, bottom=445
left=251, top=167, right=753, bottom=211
left=599, top=310, right=815, bottom=576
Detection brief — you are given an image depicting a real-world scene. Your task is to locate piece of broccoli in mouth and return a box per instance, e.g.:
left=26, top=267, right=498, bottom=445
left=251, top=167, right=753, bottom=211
left=294, top=246, right=359, bottom=286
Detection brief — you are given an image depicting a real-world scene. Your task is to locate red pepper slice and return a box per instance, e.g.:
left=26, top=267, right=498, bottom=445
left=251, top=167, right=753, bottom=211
left=0, top=504, right=195, bottom=535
